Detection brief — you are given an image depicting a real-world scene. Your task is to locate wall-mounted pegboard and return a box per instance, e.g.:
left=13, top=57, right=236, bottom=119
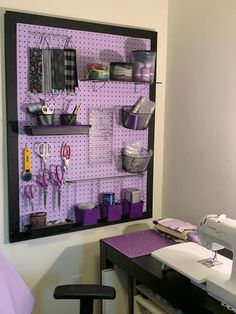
left=5, top=11, right=157, bottom=242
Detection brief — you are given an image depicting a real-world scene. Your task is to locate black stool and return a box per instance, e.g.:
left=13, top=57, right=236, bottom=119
left=54, top=284, right=116, bottom=314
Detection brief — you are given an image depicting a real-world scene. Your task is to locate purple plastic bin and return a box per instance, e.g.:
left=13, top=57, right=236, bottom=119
left=74, top=207, right=98, bottom=226
left=121, top=107, right=152, bottom=130
left=129, top=201, right=144, bottom=218
left=107, top=203, right=122, bottom=221
left=122, top=200, right=144, bottom=218
left=101, top=203, right=122, bottom=222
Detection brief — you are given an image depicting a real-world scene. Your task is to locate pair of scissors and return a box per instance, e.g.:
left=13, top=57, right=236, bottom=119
left=42, top=104, right=54, bottom=115
left=25, top=184, right=36, bottom=211
left=37, top=142, right=53, bottom=168
left=50, top=164, right=63, bottom=209
left=37, top=169, right=50, bottom=208
left=61, top=143, right=71, bottom=172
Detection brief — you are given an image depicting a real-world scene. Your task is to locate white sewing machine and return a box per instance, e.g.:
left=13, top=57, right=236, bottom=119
left=151, top=214, right=236, bottom=310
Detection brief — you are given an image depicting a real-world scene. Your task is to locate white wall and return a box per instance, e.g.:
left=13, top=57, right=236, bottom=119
left=0, top=1, right=168, bottom=313
left=164, top=0, right=236, bottom=224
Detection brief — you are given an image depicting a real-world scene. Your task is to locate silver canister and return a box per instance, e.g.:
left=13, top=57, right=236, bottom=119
left=122, top=188, right=141, bottom=204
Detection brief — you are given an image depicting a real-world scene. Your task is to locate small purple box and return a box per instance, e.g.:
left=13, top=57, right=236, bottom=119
left=101, top=203, right=122, bottom=222
left=74, top=207, right=98, bottom=226
left=122, top=200, right=144, bottom=218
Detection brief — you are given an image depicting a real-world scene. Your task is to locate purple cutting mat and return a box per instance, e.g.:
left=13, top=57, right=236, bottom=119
left=102, top=229, right=174, bottom=258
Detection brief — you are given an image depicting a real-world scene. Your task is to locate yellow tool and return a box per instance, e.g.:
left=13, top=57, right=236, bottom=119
left=22, top=147, right=32, bottom=181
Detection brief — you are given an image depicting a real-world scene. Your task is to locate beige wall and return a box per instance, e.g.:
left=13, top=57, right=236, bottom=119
left=164, top=0, right=236, bottom=224
left=0, top=1, right=168, bottom=313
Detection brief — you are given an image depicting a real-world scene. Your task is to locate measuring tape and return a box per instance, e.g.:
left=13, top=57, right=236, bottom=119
left=22, top=147, right=32, bottom=181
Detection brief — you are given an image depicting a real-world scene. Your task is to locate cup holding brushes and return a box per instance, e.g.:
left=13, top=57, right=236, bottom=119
left=60, top=104, right=81, bottom=126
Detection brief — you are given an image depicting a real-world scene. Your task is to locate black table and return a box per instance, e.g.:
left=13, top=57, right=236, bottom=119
left=100, top=234, right=232, bottom=314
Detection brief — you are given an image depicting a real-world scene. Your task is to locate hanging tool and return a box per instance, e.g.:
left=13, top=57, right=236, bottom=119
left=22, top=147, right=32, bottom=181
left=37, top=169, right=50, bottom=208
left=37, top=142, right=53, bottom=169
left=61, top=142, right=71, bottom=172
left=24, top=184, right=36, bottom=211
left=50, top=164, right=63, bottom=210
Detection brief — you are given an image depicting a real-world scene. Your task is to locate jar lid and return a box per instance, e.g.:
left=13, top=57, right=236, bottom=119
left=131, top=50, right=155, bottom=53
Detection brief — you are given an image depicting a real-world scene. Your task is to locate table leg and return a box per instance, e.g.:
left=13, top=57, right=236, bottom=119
left=127, top=275, right=135, bottom=314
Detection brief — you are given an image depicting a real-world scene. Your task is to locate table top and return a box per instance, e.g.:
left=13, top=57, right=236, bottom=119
left=102, top=229, right=174, bottom=258
left=100, top=229, right=231, bottom=314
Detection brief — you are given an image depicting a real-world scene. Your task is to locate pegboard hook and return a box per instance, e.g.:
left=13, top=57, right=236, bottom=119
left=90, top=81, right=107, bottom=92
left=64, top=36, right=72, bottom=49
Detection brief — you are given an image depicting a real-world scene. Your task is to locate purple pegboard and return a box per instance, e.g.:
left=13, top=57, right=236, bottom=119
left=102, top=229, right=174, bottom=258
left=17, top=23, right=151, bottom=231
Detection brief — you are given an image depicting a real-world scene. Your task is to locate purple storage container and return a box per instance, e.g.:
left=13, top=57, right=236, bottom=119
left=100, top=203, right=122, bottom=222
left=121, top=106, right=152, bottom=130
left=74, top=207, right=98, bottom=226
left=129, top=201, right=144, bottom=218
left=122, top=200, right=144, bottom=218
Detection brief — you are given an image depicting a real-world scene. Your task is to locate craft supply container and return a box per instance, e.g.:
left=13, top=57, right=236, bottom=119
left=122, top=188, right=141, bottom=204
left=100, top=203, right=122, bottom=222
left=122, top=200, right=144, bottom=218
left=74, top=205, right=98, bottom=226
left=86, top=63, right=109, bottom=80
left=102, top=192, right=115, bottom=206
left=130, top=50, right=156, bottom=84
left=30, top=212, right=47, bottom=228
left=109, top=62, right=133, bottom=81
left=60, top=113, right=77, bottom=126
left=36, top=114, right=54, bottom=126
left=121, top=148, right=153, bottom=173
left=121, top=106, right=152, bottom=130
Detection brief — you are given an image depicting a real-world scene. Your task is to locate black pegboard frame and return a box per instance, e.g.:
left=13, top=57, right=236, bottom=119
left=5, top=10, right=157, bottom=242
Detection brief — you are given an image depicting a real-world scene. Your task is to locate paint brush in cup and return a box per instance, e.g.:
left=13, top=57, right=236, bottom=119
left=67, top=104, right=82, bottom=126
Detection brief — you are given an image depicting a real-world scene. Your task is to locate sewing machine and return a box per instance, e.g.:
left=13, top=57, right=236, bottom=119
left=151, top=214, right=236, bottom=311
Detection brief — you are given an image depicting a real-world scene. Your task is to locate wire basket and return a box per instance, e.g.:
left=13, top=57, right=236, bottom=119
left=121, top=106, right=153, bottom=130
left=121, top=148, right=153, bottom=173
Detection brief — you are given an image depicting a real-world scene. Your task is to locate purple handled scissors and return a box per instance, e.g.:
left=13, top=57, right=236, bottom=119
left=37, top=168, right=50, bottom=208
left=61, top=142, right=71, bottom=173
left=50, top=164, right=63, bottom=209
left=25, top=184, right=36, bottom=211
